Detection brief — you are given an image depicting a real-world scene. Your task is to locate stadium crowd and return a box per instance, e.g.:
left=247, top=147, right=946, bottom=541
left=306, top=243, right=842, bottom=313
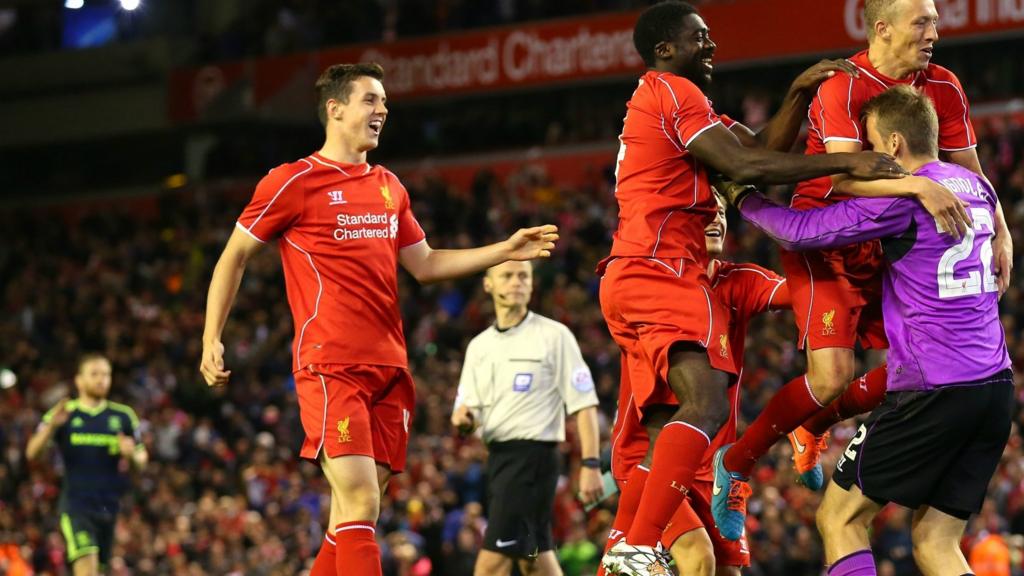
left=0, top=104, right=1022, bottom=575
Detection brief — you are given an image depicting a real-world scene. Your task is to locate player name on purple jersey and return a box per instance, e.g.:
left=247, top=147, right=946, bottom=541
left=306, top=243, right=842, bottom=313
left=740, top=160, right=1011, bottom=391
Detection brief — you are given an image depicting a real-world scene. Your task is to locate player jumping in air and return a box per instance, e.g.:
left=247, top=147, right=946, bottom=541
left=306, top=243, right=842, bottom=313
left=599, top=2, right=906, bottom=573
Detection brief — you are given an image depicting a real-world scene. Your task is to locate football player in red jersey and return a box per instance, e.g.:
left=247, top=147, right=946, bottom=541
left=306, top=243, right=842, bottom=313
left=602, top=197, right=787, bottom=576
left=598, top=2, right=906, bottom=573
left=200, top=63, right=558, bottom=576
left=712, top=0, right=1013, bottom=542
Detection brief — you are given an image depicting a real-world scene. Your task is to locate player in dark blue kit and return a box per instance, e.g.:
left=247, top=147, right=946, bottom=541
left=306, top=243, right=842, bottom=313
left=26, top=354, right=148, bottom=576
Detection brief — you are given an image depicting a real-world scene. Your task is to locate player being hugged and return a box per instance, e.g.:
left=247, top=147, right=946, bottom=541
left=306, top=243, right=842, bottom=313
left=721, top=85, right=1013, bottom=576
left=199, top=63, right=558, bottom=576
left=712, top=1, right=1014, bottom=537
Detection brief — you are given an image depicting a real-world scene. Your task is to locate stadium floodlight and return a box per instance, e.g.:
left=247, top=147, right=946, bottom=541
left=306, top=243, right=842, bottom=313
left=64, top=0, right=84, bottom=9
left=120, top=0, right=140, bottom=10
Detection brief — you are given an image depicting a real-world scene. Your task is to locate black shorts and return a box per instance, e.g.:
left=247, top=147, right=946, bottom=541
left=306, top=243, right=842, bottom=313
left=482, top=440, right=559, bottom=557
left=832, top=369, right=1013, bottom=519
left=60, top=506, right=116, bottom=566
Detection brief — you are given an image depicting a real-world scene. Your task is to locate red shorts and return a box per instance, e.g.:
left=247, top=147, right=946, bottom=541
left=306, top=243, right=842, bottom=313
left=661, top=480, right=751, bottom=568
left=600, top=257, right=736, bottom=415
left=779, top=198, right=887, bottom=351
left=294, top=363, right=415, bottom=473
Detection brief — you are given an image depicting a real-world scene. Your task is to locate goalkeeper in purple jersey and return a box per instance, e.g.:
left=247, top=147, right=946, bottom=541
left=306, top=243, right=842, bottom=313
left=722, top=85, right=1012, bottom=576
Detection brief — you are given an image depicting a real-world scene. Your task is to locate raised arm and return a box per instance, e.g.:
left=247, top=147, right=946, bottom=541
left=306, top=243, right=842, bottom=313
left=26, top=398, right=71, bottom=461
left=758, top=59, right=863, bottom=152
left=399, top=225, right=557, bottom=284
left=732, top=189, right=914, bottom=252
left=200, top=227, right=265, bottom=386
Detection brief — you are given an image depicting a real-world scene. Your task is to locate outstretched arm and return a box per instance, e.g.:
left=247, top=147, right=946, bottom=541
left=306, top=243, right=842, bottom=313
left=687, top=123, right=905, bottom=185
left=399, top=225, right=558, bottom=284
left=735, top=191, right=914, bottom=252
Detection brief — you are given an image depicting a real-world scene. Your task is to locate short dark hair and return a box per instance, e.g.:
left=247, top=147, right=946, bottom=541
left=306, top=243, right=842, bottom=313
left=633, top=1, right=699, bottom=68
left=314, top=62, right=385, bottom=127
left=77, top=353, right=109, bottom=374
left=861, top=85, right=938, bottom=157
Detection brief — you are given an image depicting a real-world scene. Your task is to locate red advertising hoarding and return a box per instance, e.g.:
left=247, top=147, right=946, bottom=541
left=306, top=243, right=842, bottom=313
left=169, top=0, right=1024, bottom=122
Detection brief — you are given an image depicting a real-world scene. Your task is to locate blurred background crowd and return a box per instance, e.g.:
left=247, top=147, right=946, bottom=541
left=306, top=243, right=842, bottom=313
left=1, top=1, right=1023, bottom=575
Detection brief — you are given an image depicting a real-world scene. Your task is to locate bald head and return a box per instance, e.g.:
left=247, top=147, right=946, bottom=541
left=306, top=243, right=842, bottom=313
left=484, top=260, right=533, bottom=308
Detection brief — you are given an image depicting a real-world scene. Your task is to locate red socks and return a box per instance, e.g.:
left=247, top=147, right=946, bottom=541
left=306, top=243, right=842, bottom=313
left=626, top=423, right=709, bottom=546
left=335, top=521, right=382, bottom=576
left=598, top=466, right=650, bottom=576
left=608, top=466, right=650, bottom=546
left=310, top=532, right=337, bottom=576
left=724, top=374, right=823, bottom=477
left=804, top=365, right=887, bottom=436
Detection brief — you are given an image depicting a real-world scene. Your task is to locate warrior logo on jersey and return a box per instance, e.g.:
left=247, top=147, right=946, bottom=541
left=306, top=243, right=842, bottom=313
left=380, top=185, right=395, bottom=210
left=337, top=418, right=352, bottom=443
left=822, top=309, right=837, bottom=336
left=328, top=190, right=347, bottom=205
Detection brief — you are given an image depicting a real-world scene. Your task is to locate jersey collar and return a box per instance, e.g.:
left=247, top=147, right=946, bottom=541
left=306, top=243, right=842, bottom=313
left=495, top=311, right=532, bottom=334
left=852, top=50, right=924, bottom=87
left=309, top=153, right=371, bottom=176
left=75, top=399, right=108, bottom=416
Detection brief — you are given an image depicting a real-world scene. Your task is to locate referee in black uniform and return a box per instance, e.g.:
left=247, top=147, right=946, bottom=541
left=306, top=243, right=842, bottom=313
left=26, top=353, right=147, bottom=576
left=452, top=261, right=603, bottom=576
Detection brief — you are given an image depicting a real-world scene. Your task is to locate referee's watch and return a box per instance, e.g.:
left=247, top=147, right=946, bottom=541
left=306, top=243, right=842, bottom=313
left=581, top=457, right=601, bottom=469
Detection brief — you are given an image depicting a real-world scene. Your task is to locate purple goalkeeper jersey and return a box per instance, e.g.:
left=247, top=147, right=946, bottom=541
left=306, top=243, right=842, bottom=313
left=741, top=160, right=1010, bottom=391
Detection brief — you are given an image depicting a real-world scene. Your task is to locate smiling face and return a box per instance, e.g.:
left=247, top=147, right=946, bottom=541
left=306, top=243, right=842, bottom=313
left=661, top=14, right=716, bottom=87
left=328, top=76, right=388, bottom=154
left=705, top=195, right=727, bottom=257
left=874, top=0, right=939, bottom=74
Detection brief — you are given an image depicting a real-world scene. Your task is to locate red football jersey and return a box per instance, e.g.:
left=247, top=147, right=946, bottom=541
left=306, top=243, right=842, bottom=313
left=236, top=153, right=426, bottom=372
left=798, top=50, right=976, bottom=202
left=606, top=71, right=727, bottom=266
left=610, top=261, right=789, bottom=482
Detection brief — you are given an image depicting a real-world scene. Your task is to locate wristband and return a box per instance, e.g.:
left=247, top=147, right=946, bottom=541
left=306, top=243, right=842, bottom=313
left=581, top=457, right=601, bottom=469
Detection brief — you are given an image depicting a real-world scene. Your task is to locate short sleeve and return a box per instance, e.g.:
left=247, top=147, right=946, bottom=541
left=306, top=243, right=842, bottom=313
left=556, top=326, right=600, bottom=415
left=236, top=160, right=312, bottom=242
left=654, top=74, right=720, bottom=148
left=812, top=74, right=863, bottom=145
left=717, top=264, right=787, bottom=318
left=387, top=172, right=426, bottom=248
left=119, top=405, right=141, bottom=442
left=931, top=71, right=977, bottom=151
